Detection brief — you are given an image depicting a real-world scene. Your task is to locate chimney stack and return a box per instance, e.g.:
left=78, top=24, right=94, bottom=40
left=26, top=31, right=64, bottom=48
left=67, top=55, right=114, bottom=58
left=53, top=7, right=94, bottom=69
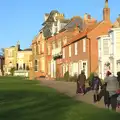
left=103, top=0, right=110, bottom=21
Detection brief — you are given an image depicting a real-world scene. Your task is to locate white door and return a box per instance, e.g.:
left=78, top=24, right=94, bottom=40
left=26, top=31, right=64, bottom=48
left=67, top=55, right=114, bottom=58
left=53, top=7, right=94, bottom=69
left=53, top=60, right=56, bottom=78
left=79, top=60, right=82, bottom=74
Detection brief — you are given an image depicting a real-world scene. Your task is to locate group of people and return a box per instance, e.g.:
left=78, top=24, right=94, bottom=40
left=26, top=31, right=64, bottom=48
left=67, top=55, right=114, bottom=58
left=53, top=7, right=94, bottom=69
left=76, top=70, right=120, bottom=111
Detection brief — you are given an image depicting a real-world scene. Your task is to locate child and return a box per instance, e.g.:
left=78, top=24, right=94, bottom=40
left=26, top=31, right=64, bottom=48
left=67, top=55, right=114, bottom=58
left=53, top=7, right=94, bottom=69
left=91, top=73, right=102, bottom=103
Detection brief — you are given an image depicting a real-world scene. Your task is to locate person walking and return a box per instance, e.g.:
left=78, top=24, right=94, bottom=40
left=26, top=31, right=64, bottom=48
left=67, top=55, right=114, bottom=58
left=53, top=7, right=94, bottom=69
left=91, top=73, right=102, bottom=103
left=101, top=71, right=112, bottom=109
left=77, top=71, right=86, bottom=95
left=104, top=71, right=119, bottom=111
left=117, top=72, right=120, bottom=87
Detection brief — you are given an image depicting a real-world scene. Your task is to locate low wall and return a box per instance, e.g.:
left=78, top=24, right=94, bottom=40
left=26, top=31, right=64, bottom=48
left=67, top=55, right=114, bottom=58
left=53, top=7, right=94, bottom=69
left=14, top=70, right=29, bottom=77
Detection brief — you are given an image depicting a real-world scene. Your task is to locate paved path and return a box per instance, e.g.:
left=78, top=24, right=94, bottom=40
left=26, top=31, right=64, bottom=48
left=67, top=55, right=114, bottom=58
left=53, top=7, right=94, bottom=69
left=40, top=80, right=105, bottom=108
left=40, top=80, right=120, bottom=112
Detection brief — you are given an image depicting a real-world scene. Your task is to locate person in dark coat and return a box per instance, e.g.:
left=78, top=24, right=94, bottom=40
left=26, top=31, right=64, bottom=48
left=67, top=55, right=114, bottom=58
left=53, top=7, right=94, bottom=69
left=77, top=71, right=86, bottom=95
left=91, top=73, right=102, bottom=103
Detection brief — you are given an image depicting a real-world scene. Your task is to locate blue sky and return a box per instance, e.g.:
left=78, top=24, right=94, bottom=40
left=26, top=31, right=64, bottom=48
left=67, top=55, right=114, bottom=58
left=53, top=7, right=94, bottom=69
left=0, top=0, right=119, bottom=50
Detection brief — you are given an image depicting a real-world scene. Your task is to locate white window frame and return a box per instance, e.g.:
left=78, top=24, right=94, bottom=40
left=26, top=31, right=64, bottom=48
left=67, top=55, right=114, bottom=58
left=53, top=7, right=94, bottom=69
left=83, top=38, right=86, bottom=52
left=34, top=59, right=38, bottom=72
left=75, top=42, right=78, bottom=55
left=52, top=42, right=55, bottom=49
left=58, top=40, right=61, bottom=48
left=63, top=36, right=67, bottom=45
left=69, top=45, right=71, bottom=57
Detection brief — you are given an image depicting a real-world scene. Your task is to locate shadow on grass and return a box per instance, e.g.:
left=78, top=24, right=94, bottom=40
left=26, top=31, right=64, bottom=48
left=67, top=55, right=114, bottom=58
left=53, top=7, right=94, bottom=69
left=0, top=77, right=120, bottom=120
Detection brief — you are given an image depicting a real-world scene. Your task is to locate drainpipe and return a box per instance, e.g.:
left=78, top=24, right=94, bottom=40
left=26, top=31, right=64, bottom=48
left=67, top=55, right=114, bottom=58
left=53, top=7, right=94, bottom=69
left=86, top=36, right=91, bottom=75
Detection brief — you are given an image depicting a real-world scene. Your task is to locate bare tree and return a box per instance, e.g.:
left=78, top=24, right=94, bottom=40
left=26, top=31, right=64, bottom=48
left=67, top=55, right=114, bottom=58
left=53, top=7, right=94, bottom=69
left=0, top=48, right=4, bottom=56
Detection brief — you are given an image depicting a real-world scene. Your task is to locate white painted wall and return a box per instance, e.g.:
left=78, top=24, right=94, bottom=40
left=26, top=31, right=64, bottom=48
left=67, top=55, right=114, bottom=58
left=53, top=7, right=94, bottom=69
left=98, top=28, right=120, bottom=79
left=97, top=35, right=110, bottom=79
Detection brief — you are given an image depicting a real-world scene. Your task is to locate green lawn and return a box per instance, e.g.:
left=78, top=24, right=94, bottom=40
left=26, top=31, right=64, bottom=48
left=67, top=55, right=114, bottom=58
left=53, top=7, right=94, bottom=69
left=0, top=77, right=120, bottom=120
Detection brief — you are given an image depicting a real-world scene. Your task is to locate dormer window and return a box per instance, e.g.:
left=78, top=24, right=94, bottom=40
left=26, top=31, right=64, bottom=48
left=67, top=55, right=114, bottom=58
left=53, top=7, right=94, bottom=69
left=63, top=36, right=67, bottom=45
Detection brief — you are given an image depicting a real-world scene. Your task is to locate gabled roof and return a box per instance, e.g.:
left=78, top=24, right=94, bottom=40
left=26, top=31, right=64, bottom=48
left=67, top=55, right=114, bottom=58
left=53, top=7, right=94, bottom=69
left=42, top=10, right=59, bottom=25
left=63, top=23, right=99, bottom=47
left=23, top=48, right=32, bottom=51
left=64, top=16, right=84, bottom=31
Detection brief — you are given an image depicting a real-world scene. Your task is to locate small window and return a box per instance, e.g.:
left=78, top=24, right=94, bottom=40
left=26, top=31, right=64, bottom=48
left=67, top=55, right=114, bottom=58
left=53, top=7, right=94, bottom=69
left=63, top=48, right=65, bottom=58
left=69, top=45, right=71, bottom=57
left=38, top=44, right=40, bottom=54
left=34, top=60, right=38, bottom=71
left=58, top=40, right=61, bottom=48
left=52, top=42, right=55, bottom=49
left=34, top=45, right=36, bottom=55
left=63, top=36, right=67, bottom=45
left=83, top=39, right=86, bottom=52
left=23, top=63, right=25, bottom=70
left=16, top=63, right=18, bottom=70
left=75, top=42, right=78, bottom=55
left=41, top=42, right=44, bottom=53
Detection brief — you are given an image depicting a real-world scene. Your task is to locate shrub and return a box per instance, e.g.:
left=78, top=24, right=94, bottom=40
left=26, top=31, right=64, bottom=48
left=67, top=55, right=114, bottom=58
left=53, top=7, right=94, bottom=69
left=69, top=74, right=78, bottom=82
left=9, top=67, right=16, bottom=76
left=64, top=71, right=69, bottom=81
left=87, top=72, right=94, bottom=86
left=56, top=77, right=64, bottom=81
left=26, top=65, right=30, bottom=70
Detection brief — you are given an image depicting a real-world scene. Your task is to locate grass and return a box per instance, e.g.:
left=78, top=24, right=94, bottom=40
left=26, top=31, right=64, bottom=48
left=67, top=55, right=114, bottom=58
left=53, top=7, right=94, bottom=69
left=0, top=76, right=120, bottom=120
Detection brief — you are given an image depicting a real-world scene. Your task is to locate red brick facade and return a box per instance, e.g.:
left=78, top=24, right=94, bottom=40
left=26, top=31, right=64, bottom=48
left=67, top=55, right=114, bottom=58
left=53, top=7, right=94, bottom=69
left=62, top=3, right=112, bottom=78
left=29, top=0, right=113, bottom=79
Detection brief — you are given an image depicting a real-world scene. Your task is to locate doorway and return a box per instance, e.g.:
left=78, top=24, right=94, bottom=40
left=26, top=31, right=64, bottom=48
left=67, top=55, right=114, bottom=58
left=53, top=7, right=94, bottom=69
left=82, top=61, right=88, bottom=78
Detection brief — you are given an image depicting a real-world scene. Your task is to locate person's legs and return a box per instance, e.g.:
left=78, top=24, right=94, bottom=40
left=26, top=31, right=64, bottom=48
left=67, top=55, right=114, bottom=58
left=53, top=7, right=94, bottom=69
left=111, top=95, right=117, bottom=111
left=96, top=90, right=99, bottom=101
left=76, top=82, right=80, bottom=94
left=93, top=90, right=97, bottom=103
left=82, top=84, right=86, bottom=94
left=104, top=91, right=110, bottom=109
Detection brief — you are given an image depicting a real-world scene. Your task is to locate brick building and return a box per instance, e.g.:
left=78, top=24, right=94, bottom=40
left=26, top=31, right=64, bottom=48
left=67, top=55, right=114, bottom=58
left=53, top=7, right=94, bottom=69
left=62, top=0, right=112, bottom=78
left=30, top=10, right=70, bottom=79
left=46, top=15, right=97, bottom=79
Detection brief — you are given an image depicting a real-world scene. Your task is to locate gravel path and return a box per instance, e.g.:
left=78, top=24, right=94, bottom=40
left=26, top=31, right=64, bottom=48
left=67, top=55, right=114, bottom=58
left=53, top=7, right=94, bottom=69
left=40, top=80, right=120, bottom=112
